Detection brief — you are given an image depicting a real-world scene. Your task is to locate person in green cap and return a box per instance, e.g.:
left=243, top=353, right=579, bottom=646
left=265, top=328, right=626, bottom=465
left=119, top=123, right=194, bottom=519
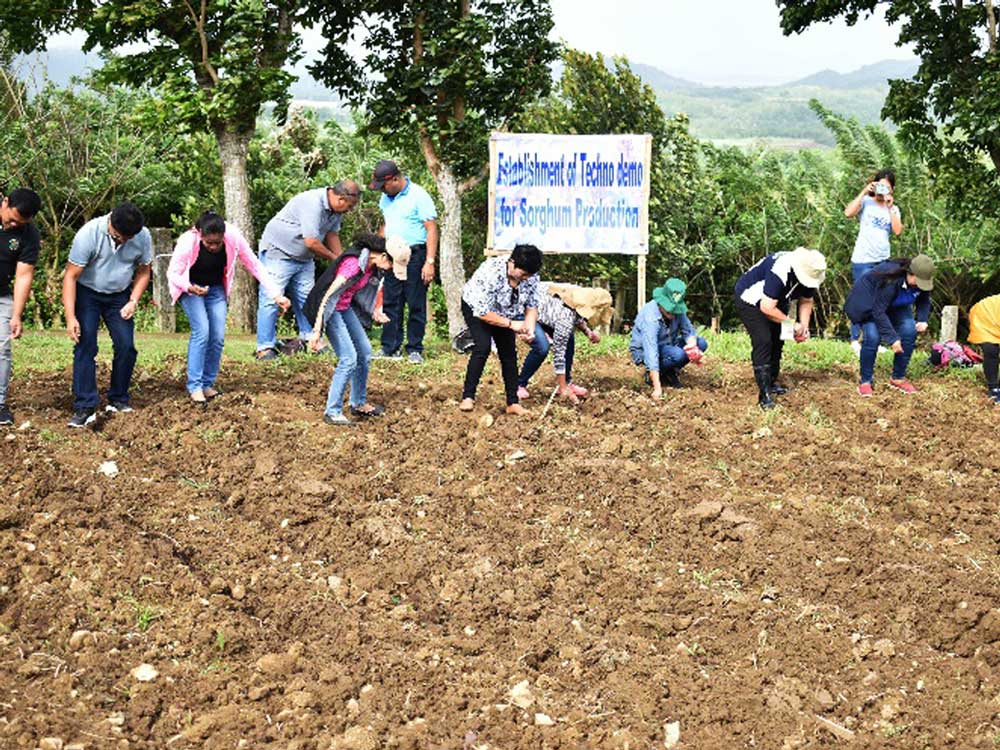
left=629, top=278, right=707, bottom=398
left=844, top=254, right=935, bottom=395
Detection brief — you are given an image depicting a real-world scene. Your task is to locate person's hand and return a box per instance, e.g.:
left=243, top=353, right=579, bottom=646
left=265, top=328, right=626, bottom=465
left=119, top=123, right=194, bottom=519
left=67, top=317, right=81, bottom=343
left=120, top=300, right=138, bottom=320
left=308, top=333, right=323, bottom=353
left=794, top=326, right=810, bottom=343
left=651, top=386, right=662, bottom=400
left=10, top=316, right=22, bottom=339
left=915, top=321, right=928, bottom=334
left=508, top=319, right=526, bottom=334
left=588, top=330, right=601, bottom=344
left=863, top=181, right=875, bottom=197
left=684, top=343, right=702, bottom=364
left=885, top=193, right=894, bottom=210
left=891, top=339, right=904, bottom=354
left=274, top=295, right=291, bottom=313
left=558, top=384, right=580, bottom=404
left=188, top=284, right=208, bottom=296
left=373, top=309, right=390, bottom=325
left=421, top=260, right=434, bottom=285
left=521, top=328, right=535, bottom=343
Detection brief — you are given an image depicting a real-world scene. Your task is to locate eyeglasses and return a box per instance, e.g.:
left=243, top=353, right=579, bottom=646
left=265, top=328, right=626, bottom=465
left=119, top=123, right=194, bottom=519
left=108, top=225, right=133, bottom=245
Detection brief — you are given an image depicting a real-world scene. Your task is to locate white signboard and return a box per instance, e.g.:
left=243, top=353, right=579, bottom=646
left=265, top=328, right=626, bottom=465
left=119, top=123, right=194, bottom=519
left=488, top=132, right=652, bottom=255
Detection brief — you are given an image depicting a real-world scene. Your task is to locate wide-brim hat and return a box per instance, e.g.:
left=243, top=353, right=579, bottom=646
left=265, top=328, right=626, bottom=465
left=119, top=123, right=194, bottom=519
left=789, top=247, right=827, bottom=288
left=652, top=278, right=688, bottom=315
left=385, top=235, right=410, bottom=281
left=909, top=253, right=935, bottom=291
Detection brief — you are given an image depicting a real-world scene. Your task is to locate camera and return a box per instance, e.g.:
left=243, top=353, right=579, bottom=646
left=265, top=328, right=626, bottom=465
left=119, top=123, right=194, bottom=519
left=874, top=183, right=891, bottom=196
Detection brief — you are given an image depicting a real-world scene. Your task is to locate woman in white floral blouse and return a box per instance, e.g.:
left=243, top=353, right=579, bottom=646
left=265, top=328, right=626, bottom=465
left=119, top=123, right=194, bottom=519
left=459, top=244, right=543, bottom=415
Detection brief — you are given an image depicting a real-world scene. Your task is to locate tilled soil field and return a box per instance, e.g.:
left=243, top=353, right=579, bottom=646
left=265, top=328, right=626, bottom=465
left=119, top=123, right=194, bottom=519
left=2, top=351, right=999, bottom=750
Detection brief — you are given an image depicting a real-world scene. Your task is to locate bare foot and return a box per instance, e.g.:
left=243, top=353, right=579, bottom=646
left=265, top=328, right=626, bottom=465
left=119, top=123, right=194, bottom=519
left=505, top=403, right=528, bottom=416
left=190, top=390, right=206, bottom=403
left=459, top=398, right=475, bottom=412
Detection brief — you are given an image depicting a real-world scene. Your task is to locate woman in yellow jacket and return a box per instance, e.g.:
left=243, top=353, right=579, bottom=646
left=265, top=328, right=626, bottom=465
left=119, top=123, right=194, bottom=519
left=969, top=294, right=1000, bottom=404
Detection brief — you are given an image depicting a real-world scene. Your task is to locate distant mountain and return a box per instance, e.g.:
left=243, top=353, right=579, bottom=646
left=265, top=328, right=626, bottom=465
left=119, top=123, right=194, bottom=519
left=13, top=49, right=919, bottom=148
left=633, top=58, right=920, bottom=148
left=784, top=59, right=919, bottom=89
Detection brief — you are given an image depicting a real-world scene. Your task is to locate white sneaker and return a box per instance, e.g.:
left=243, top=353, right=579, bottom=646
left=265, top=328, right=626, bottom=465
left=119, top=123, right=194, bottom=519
left=407, top=351, right=424, bottom=365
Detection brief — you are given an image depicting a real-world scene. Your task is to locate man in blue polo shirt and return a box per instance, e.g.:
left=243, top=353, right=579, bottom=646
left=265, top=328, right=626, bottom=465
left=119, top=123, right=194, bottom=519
left=63, top=202, right=152, bottom=428
left=255, top=181, right=360, bottom=360
left=369, top=161, right=438, bottom=364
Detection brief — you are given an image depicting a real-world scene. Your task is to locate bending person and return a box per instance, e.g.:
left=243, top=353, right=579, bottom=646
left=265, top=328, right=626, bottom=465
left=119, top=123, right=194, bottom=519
left=969, top=294, right=1000, bottom=405
left=629, top=278, right=708, bottom=399
left=734, top=247, right=827, bottom=409
left=517, top=282, right=605, bottom=404
left=168, top=210, right=290, bottom=403
left=459, top=245, right=543, bottom=415
left=305, top=233, right=407, bottom=426
left=844, top=255, right=935, bottom=396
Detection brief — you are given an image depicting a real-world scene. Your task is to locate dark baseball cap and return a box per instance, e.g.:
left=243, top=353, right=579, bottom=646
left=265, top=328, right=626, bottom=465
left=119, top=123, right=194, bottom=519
left=368, top=160, right=400, bottom=190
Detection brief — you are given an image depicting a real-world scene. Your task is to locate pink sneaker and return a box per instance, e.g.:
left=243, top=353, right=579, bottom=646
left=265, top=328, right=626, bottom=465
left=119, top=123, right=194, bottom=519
left=516, top=386, right=530, bottom=400
left=568, top=383, right=589, bottom=398
left=857, top=382, right=873, bottom=397
left=888, top=378, right=917, bottom=394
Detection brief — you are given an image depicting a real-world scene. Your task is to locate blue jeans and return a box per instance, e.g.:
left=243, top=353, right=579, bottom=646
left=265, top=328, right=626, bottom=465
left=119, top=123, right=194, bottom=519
left=859, top=306, right=916, bottom=383
left=850, top=262, right=879, bottom=341
left=517, top=322, right=576, bottom=387
left=72, top=284, right=137, bottom=411
left=631, top=336, right=709, bottom=371
left=256, top=249, right=315, bottom=351
left=180, top=285, right=227, bottom=393
left=380, top=245, right=427, bottom=355
left=324, top=306, right=371, bottom=416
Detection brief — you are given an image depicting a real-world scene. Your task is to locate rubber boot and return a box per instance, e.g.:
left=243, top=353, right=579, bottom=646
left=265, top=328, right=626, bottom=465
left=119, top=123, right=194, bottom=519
left=754, top=366, right=776, bottom=410
left=769, top=364, right=789, bottom=395
left=990, top=387, right=1000, bottom=405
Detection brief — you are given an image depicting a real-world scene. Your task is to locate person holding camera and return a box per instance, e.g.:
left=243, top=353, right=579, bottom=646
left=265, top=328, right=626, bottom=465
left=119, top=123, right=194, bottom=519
left=844, top=169, right=903, bottom=355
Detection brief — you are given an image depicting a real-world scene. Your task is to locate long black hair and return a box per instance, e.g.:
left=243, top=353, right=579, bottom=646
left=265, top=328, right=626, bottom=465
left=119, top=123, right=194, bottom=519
left=870, top=257, right=911, bottom=285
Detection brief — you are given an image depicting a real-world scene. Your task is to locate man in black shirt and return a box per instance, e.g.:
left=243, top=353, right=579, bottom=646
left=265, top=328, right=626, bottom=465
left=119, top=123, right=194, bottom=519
left=0, top=188, right=42, bottom=425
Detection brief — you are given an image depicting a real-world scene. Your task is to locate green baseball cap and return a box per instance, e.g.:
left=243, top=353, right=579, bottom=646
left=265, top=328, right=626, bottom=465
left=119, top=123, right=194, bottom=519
left=909, top=254, right=935, bottom=291
left=652, top=278, right=687, bottom=315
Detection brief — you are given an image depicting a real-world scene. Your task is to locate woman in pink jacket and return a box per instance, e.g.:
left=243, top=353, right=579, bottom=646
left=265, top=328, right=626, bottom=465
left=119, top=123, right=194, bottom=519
left=168, top=211, right=290, bottom=402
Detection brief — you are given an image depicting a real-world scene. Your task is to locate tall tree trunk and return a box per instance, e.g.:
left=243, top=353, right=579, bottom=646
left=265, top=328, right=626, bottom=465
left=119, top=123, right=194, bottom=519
left=433, top=163, right=466, bottom=338
left=216, top=125, right=256, bottom=333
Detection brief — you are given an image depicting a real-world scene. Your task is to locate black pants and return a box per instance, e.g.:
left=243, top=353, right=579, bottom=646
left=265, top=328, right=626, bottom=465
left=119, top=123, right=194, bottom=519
left=380, top=244, right=427, bottom=355
left=462, top=301, right=519, bottom=405
left=983, top=342, right=999, bottom=390
left=735, top=298, right=784, bottom=376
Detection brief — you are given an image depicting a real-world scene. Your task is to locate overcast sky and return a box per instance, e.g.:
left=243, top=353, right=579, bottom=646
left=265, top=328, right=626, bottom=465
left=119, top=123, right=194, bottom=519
left=48, top=0, right=914, bottom=89
left=549, top=0, right=913, bottom=86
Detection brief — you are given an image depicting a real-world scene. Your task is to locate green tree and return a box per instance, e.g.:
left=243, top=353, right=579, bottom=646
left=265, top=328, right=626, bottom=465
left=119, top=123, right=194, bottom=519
left=0, top=0, right=355, bottom=330
left=776, top=0, right=1000, bottom=220
left=311, top=0, right=560, bottom=336
left=520, top=49, right=702, bottom=323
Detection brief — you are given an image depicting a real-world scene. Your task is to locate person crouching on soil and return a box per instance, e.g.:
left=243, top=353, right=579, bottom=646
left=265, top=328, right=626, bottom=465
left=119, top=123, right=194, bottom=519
left=168, top=210, right=291, bottom=403
left=459, top=244, right=543, bottom=415
left=629, top=278, right=707, bottom=399
left=968, top=293, right=1000, bottom=405
left=306, top=233, right=408, bottom=426
left=516, top=282, right=609, bottom=405
left=733, top=247, right=827, bottom=409
left=844, top=255, right=935, bottom=397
